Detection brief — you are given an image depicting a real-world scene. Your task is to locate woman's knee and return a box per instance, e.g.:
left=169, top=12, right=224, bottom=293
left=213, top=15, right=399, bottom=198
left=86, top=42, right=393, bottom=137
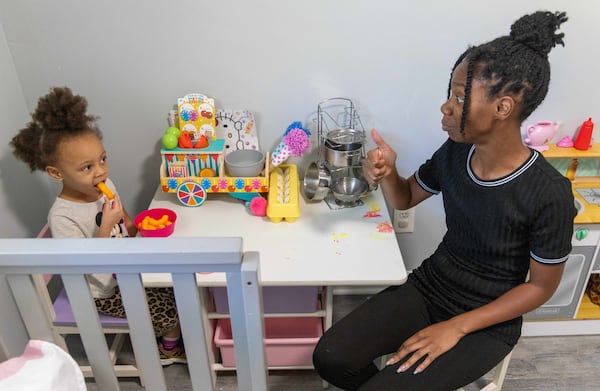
left=312, top=337, right=336, bottom=373
left=313, top=336, right=356, bottom=376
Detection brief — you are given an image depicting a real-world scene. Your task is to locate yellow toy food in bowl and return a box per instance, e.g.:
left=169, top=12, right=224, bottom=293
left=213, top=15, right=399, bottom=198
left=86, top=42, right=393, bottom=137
left=134, top=208, right=177, bottom=237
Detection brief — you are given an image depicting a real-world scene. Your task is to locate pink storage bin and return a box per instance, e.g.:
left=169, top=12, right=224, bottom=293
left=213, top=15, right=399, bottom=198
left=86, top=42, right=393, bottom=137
left=214, top=317, right=323, bottom=367
left=211, top=286, right=320, bottom=314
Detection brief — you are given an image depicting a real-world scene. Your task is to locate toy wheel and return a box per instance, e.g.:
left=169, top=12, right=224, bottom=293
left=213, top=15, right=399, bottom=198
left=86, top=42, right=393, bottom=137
left=177, top=181, right=207, bottom=207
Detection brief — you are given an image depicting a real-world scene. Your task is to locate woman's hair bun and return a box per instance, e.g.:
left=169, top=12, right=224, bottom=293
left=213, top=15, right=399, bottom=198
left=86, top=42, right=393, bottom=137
left=509, top=11, right=568, bottom=57
left=31, top=86, right=95, bottom=134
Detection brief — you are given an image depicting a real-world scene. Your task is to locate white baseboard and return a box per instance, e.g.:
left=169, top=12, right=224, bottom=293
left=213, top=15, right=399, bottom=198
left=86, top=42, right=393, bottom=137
left=522, top=319, right=600, bottom=336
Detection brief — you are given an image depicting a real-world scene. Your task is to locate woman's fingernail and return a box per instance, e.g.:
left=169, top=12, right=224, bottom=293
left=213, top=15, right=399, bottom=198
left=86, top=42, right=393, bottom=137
left=413, top=367, right=422, bottom=375
left=397, top=364, right=408, bottom=373
left=385, top=358, right=394, bottom=366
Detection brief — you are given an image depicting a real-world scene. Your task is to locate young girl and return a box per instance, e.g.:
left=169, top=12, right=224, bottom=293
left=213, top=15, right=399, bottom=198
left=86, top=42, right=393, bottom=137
left=313, top=11, right=575, bottom=390
left=10, top=87, right=186, bottom=365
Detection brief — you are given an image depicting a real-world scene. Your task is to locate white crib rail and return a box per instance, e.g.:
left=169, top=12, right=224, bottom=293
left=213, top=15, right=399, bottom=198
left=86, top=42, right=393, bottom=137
left=0, top=237, right=268, bottom=391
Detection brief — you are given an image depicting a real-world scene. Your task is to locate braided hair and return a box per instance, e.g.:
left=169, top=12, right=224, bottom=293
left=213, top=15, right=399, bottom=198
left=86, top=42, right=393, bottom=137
left=10, top=87, right=101, bottom=172
left=446, top=11, right=568, bottom=134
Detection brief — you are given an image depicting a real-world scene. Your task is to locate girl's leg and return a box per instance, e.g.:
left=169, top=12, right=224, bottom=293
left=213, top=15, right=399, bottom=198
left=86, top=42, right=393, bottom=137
left=146, top=288, right=187, bottom=364
left=94, top=286, right=126, bottom=317
left=358, top=329, right=512, bottom=391
left=145, top=287, right=179, bottom=337
left=313, top=283, right=432, bottom=390
left=94, top=286, right=180, bottom=337
left=95, top=286, right=184, bottom=364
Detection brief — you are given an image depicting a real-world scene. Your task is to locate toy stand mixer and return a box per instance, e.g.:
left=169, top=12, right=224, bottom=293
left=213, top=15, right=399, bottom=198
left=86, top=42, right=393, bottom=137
left=303, top=98, right=374, bottom=209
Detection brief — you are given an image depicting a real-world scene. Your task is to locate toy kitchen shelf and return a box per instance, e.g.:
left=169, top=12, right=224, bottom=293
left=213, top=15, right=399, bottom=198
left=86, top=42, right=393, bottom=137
left=522, top=144, right=600, bottom=336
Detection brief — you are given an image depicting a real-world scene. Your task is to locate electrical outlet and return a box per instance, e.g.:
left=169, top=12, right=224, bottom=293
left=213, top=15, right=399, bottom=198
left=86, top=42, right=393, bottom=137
left=394, top=208, right=415, bottom=233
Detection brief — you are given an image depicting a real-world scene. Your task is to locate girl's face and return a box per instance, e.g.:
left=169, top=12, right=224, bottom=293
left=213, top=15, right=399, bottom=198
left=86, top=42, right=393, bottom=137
left=440, top=60, right=497, bottom=143
left=46, top=132, right=108, bottom=202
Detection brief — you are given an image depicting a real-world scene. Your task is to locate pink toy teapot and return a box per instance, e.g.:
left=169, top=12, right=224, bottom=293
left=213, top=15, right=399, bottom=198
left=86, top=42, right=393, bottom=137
left=523, top=121, right=561, bottom=152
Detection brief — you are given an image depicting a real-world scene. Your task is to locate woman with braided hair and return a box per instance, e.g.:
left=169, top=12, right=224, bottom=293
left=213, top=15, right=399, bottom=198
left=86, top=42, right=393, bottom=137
left=313, top=11, right=575, bottom=390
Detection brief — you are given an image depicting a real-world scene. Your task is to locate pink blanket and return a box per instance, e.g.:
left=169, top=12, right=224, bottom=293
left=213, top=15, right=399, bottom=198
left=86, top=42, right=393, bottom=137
left=0, top=340, right=85, bottom=390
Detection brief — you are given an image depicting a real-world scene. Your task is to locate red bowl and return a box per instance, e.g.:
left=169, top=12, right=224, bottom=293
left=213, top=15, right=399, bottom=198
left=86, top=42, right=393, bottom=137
left=134, top=208, right=177, bottom=237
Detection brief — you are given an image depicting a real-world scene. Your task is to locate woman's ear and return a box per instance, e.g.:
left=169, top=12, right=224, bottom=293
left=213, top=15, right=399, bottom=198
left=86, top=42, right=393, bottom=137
left=496, top=96, right=515, bottom=120
left=45, top=165, right=62, bottom=181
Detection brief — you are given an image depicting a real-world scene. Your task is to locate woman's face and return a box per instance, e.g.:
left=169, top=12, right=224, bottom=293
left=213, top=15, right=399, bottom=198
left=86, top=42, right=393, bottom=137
left=440, top=60, right=497, bottom=143
left=49, top=132, right=109, bottom=202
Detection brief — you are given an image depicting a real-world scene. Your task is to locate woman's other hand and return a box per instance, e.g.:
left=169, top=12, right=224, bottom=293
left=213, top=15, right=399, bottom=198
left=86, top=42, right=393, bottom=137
left=385, top=320, right=465, bottom=374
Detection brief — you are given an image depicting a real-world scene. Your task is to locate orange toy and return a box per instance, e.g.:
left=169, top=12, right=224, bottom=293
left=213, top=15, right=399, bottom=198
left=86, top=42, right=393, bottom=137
left=96, top=182, right=114, bottom=200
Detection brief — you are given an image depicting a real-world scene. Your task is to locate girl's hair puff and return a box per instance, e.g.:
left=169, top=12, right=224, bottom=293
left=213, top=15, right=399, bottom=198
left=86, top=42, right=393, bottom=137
left=10, top=86, right=101, bottom=171
left=447, top=11, right=568, bottom=133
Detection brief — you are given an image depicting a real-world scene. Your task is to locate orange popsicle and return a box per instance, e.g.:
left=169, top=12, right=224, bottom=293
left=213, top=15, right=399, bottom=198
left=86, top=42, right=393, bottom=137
left=97, top=182, right=114, bottom=200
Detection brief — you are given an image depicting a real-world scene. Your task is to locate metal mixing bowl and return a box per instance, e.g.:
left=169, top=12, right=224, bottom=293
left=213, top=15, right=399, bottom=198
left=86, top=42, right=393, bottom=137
left=330, top=177, right=368, bottom=203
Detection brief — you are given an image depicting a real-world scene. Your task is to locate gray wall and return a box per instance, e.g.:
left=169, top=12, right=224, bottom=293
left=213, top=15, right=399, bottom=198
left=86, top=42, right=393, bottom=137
left=0, top=17, right=37, bottom=361
left=1, top=0, right=599, bottom=356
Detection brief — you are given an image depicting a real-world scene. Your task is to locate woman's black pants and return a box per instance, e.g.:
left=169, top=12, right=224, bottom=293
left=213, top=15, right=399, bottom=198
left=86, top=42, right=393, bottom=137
left=312, top=283, right=513, bottom=391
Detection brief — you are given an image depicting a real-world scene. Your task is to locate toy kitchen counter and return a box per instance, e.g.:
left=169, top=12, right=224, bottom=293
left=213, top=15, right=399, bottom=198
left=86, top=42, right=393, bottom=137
left=542, top=144, right=600, bottom=224
left=142, top=184, right=407, bottom=289
left=523, top=145, right=600, bottom=336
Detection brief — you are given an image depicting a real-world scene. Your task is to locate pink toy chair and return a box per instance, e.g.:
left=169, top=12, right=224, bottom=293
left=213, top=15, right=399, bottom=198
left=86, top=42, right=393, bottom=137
left=33, top=225, right=142, bottom=383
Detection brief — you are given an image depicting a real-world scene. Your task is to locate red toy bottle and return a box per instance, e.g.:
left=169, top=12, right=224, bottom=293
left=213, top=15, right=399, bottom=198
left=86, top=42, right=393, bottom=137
left=573, top=117, right=594, bottom=151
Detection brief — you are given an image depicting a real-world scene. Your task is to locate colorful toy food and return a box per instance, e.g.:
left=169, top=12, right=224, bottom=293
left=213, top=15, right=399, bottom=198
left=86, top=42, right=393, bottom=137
left=96, top=182, right=114, bottom=200
left=573, top=117, right=594, bottom=151
left=178, top=133, right=193, bottom=148
left=162, top=126, right=184, bottom=150
left=195, top=134, right=209, bottom=148
left=199, top=168, right=215, bottom=177
left=166, top=126, right=182, bottom=138
left=162, top=133, right=178, bottom=149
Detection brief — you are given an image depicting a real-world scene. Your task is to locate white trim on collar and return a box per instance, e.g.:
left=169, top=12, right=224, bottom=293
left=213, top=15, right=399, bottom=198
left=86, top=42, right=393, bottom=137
left=467, top=145, right=539, bottom=187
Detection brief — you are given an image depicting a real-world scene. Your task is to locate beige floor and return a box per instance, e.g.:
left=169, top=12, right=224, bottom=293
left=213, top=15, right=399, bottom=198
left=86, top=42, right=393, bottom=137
left=82, top=295, right=600, bottom=391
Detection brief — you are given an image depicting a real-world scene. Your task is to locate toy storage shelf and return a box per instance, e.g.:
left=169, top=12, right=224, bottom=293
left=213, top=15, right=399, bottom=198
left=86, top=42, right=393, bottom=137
left=543, top=144, right=600, bottom=158
left=205, top=286, right=328, bottom=371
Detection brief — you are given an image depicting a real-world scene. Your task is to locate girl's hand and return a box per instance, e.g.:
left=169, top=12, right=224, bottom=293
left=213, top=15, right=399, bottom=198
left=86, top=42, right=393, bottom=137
left=123, top=209, right=138, bottom=237
left=386, top=320, right=465, bottom=374
left=98, top=194, right=125, bottom=236
left=362, top=129, right=397, bottom=185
